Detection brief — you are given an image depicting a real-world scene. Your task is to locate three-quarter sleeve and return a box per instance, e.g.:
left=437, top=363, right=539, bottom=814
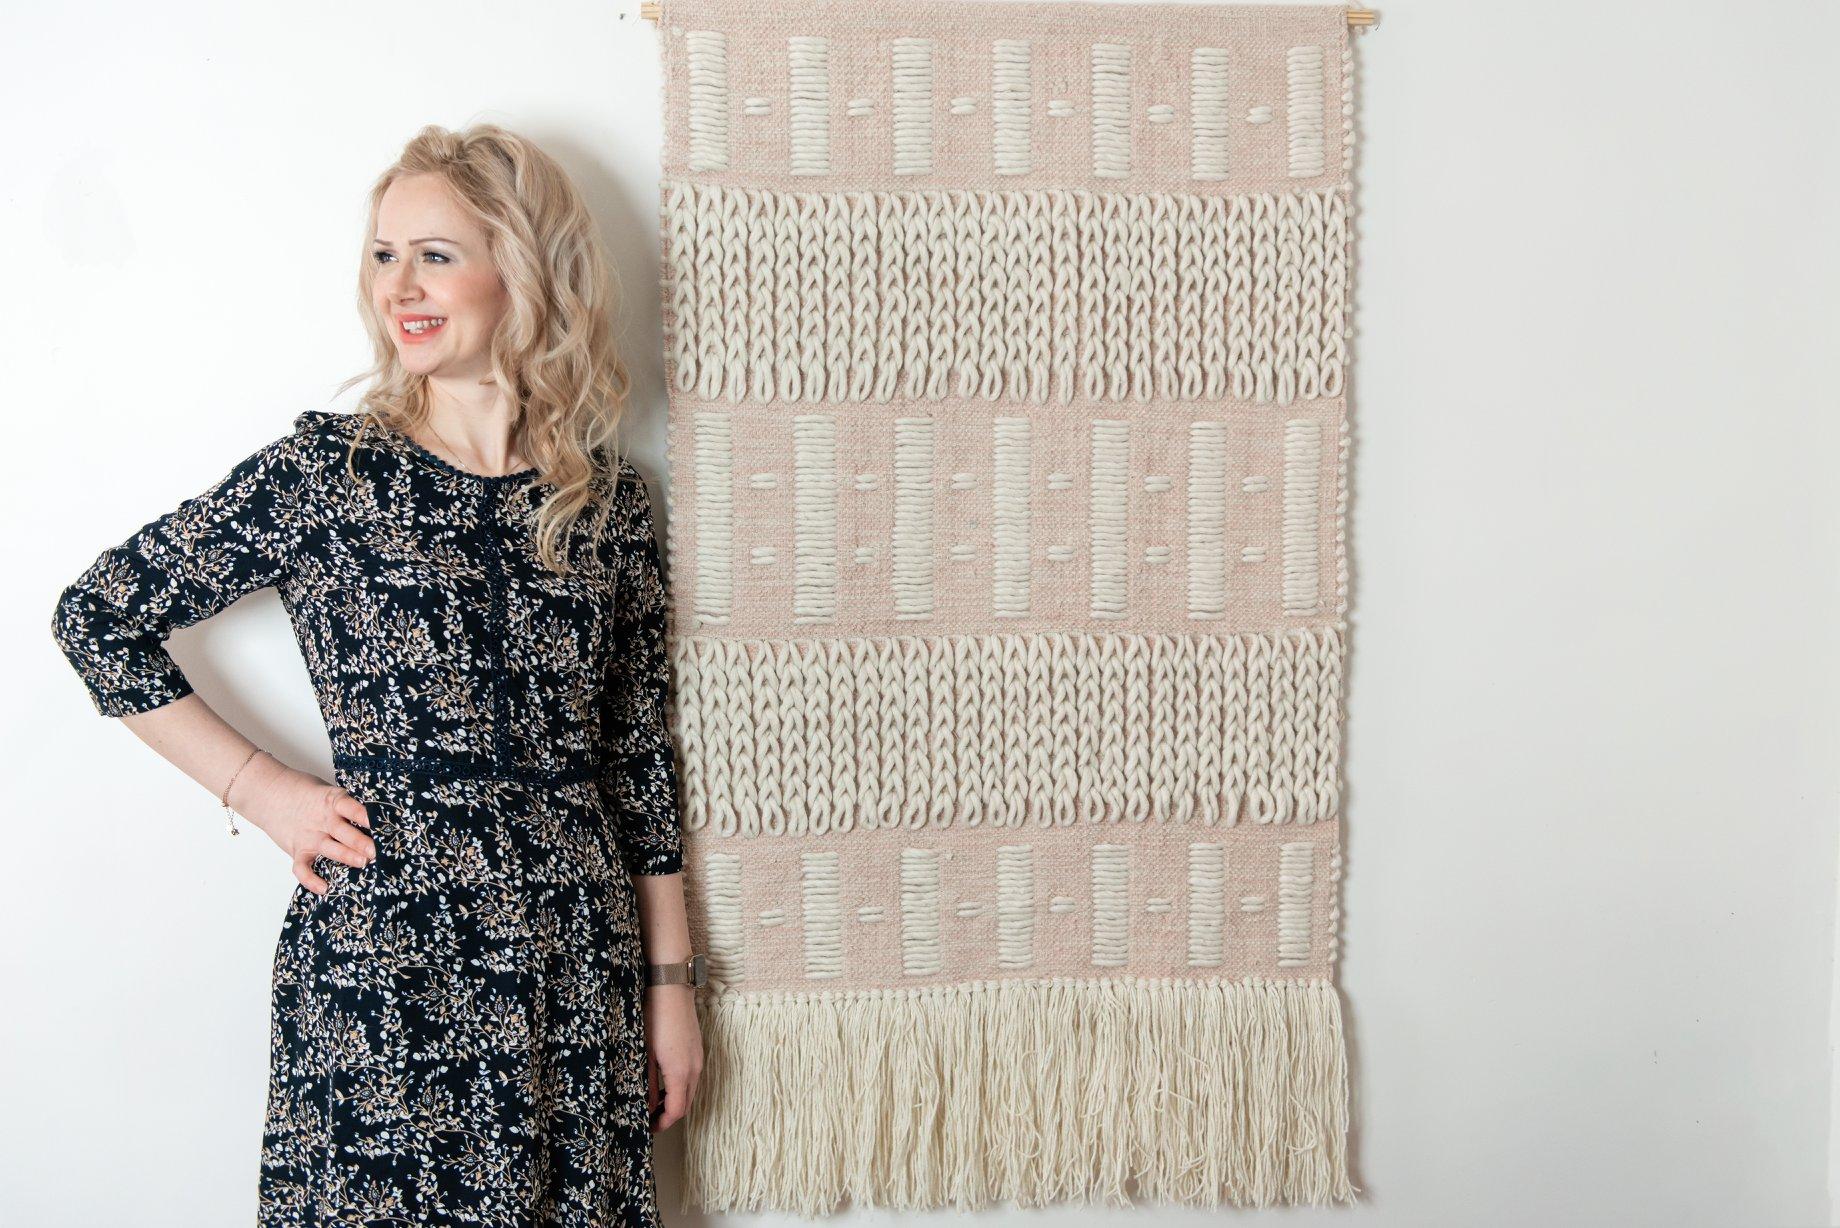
left=600, top=461, right=686, bottom=877
left=51, top=431, right=309, bottom=718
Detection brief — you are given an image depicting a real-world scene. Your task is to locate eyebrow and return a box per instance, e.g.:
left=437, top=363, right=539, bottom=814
left=372, top=237, right=458, bottom=246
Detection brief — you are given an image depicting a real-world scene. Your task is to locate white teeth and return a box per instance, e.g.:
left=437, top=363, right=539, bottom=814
left=402, top=317, right=446, bottom=334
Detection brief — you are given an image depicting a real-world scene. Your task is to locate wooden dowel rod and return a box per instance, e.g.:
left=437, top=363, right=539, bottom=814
left=638, top=3, right=1378, bottom=27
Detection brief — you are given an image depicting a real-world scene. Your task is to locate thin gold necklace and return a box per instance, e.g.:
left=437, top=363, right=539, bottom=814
left=423, top=418, right=525, bottom=478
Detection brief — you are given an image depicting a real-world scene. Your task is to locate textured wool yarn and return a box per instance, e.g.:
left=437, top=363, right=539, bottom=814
left=653, top=0, right=1360, bottom=1211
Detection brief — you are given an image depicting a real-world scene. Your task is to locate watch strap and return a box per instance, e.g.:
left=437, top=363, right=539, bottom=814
left=645, top=952, right=707, bottom=988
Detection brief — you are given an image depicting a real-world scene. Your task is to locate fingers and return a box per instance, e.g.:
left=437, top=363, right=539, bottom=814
left=324, top=816, right=378, bottom=863
left=287, top=786, right=376, bottom=898
left=651, top=1057, right=700, bottom=1132
left=313, top=832, right=371, bottom=870
left=310, top=805, right=373, bottom=872
left=294, top=840, right=365, bottom=898
left=318, top=787, right=376, bottom=863
left=330, top=788, right=370, bottom=829
left=294, top=857, right=329, bottom=896
left=295, top=838, right=367, bottom=897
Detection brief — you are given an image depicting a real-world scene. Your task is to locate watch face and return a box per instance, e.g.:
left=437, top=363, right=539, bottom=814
left=689, top=952, right=707, bottom=987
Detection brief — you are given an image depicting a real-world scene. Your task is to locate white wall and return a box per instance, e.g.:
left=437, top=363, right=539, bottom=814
left=3, top=2, right=1835, bottom=1224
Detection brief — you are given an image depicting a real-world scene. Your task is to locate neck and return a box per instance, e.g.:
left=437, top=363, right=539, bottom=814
left=422, top=376, right=525, bottom=475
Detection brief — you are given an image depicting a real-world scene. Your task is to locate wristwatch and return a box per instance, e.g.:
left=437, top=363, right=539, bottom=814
left=645, top=952, right=707, bottom=989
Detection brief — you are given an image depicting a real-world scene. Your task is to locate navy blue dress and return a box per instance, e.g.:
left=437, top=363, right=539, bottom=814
left=51, top=409, right=684, bottom=1226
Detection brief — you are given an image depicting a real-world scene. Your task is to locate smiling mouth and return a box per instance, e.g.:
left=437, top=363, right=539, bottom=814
left=399, top=316, right=447, bottom=340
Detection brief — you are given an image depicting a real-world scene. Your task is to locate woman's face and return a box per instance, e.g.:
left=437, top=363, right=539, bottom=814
left=369, top=172, right=509, bottom=382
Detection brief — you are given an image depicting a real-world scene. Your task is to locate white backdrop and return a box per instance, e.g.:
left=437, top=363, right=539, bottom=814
left=3, top=2, right=1836, bottom=1225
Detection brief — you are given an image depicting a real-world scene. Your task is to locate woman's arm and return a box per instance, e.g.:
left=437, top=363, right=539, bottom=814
left=601, top=460, right=701, bottom=1132
left=599, top=460, right=689, bottom=881
left=631, top=874, right=693, bottom=962
left=633, top=870, right=699, bottom=1129
left=119, top=692, right=376, bottom=893
left=51, top=426, right=374, bottom=891
left=52, top=432, right=308, bottom=716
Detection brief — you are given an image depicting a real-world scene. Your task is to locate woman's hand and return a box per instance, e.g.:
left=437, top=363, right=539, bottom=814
left=229, top=753, right=375, bottom=895
left=644, top=984, right=704, bottom=1133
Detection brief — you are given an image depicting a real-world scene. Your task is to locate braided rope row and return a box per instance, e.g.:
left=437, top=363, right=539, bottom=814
left=667, top=626, right=1344, bottom=838
left=662, top=182, right=1348, bottom=407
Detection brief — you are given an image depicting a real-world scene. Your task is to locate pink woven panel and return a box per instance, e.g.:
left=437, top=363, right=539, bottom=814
left=658, top=0, right=1349, bottom=194
left=665, top=397, right=1341, bottom=638
left=685, top=819, right=1341, bottom=993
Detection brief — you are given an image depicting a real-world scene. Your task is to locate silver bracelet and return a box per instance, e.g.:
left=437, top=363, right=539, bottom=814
left=220, top=747, right=262, bottom=837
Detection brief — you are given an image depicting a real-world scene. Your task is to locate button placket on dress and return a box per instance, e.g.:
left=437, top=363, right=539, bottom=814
left=476, top=482, right=516, bottom=768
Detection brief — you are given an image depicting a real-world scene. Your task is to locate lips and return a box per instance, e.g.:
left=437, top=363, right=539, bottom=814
left=397, top=314, right=447, bottom=343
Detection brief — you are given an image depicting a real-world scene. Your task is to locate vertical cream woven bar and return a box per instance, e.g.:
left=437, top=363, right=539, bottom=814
left=654, top=0, right=1359, bottom=1210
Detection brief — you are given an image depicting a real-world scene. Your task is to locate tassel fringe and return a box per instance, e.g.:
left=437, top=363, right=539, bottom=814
left=680, top=976, right=1356, bottom=1213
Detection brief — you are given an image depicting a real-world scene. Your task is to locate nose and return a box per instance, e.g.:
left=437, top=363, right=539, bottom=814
left=378, top=258, right=422, bottom=306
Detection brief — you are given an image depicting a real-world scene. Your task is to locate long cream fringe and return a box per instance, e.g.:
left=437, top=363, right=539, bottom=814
left=680, top=976, right=1355, bottom=1213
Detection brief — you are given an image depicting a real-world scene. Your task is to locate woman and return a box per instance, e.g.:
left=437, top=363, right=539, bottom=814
left=50, top=123, right=703, bottom=1225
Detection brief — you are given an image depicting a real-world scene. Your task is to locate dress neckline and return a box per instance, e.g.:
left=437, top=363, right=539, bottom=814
left=389, top=423, right=540, bottom=484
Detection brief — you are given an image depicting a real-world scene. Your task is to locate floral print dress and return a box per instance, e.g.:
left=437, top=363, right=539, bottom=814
left=51, top=409, right=684, bottom=1227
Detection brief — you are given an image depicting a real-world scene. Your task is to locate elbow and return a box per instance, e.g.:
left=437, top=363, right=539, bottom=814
left=49, top=583, right=105, bottom=715
left=48, top=580, right=190, bottom=718
left=50, top=580, right=88, bottom=665
left=50, top=580, right=106, bottom=708
left=50, top=575, right=113, bottom=674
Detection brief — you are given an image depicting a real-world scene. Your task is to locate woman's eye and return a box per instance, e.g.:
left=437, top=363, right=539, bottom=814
left=370, top=250, right=450, bottom=264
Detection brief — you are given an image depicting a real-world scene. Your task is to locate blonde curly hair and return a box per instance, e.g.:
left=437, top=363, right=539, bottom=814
left=337, top=122, right=634, bottom=573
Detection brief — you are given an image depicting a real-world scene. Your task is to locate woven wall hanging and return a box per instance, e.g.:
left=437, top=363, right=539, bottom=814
left=654, top=0, right=1359, bottom=1211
